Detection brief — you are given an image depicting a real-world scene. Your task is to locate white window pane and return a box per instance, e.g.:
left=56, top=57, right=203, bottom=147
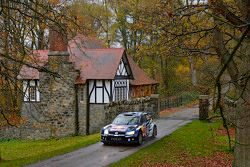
left=36, top=88, right=40, bottom=102
left=89, top=80, right=94, bottom=93
left=30, top=80, right=35, bottom=86
left=90, top=88, right=95, bottom=103
left=30, top=86, right=36, bottom=101
left=104, top=81, right=110, bottom=95
left=96, top=88, right=103, bottom=103
left=103, top=90, right=109, bottom=103
left=96, top=80, right=102, bottom=87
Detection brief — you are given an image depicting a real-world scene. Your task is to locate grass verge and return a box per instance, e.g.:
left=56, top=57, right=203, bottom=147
left=110, top=120, right=233, bottom=167
left=0, top=133, right=100, bottom=167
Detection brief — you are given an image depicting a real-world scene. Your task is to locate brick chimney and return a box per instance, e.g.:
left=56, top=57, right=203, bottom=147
left=49, top=24, right=68, bottom=52
left=48, top=23, right=69, bottom=71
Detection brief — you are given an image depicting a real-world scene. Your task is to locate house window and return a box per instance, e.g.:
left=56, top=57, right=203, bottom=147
left=114, top=80, right=127, bottom=101
left=79, top=86, right=84, bottom=102
left=29, top=86, right=36, bottom=101
left=23, top=80, right=40, bottom=102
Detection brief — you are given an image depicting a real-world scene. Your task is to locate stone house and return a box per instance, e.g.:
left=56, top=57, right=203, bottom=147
left=16, top=28, right=158, bottom=138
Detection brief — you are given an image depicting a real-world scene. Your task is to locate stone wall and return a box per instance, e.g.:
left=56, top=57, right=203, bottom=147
left=89, top=104, right=106, bottom=133
left=6, top=53, right=80, bottom=140
left=1, top=88, right=159, bottom=139
left=86, top=94, right=159, bottom=134
left=0, top=126, right=52, bottom=140
left=42, top=54, right=79, bottom=137
left=104, top=94, right=160, bottom=125
left=77, top=84, right=87, bottom=135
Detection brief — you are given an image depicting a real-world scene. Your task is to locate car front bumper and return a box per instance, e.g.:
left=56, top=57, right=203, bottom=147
left=101, top=135, right=138, bottom=144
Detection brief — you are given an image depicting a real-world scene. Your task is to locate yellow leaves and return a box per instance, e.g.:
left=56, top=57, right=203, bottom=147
left=39, top=22, right=47, bottom=30
left=176, top=64, right=190, bottom=74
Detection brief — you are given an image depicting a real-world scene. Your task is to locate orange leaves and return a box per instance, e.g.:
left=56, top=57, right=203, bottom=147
left=0, top=114, right=26, bottom=128
left=48, top=0, right=61, bottom=6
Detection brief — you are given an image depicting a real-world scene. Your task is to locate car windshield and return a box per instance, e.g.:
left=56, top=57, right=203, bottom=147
left=112, top=115, right=140, bottom=125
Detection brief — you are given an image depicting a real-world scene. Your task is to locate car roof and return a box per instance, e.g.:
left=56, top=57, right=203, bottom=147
left=118, top=112, right=147, bottom=117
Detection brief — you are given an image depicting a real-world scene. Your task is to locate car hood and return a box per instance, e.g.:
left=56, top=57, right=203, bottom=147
left=106, top=124, right=138, bottom=132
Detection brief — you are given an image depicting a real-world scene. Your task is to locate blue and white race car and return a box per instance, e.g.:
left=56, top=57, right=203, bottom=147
left=101, top=112, right=157, bottom=145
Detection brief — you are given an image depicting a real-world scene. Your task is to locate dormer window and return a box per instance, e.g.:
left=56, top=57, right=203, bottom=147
left=23, top=80, right=40, bottom=102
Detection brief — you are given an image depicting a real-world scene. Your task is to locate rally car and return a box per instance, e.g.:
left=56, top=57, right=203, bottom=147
left=100, top=112, right=157, bottom=145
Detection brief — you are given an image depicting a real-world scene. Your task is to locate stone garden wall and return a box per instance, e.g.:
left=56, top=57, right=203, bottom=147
left=0, top=126, right=52, bottom=140
left=0, top=94, right=160, bottom=139
left=104, top=94, right=160, bottom=125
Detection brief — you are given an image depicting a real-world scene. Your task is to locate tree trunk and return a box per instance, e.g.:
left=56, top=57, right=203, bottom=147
left=234, top=38, right=250, bottom=167
left=234, top=103, right=250, bottom=167
left=160, top=55, right=169, bottom=94
left=211, top=2, right=250, bottom=164
left=189, top=56, right=197, bottom=86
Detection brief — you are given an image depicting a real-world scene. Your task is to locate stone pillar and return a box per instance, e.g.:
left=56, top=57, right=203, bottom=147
left=199, top=95, right=209, bottom=120
left=150, top=94, right=160, bottom=118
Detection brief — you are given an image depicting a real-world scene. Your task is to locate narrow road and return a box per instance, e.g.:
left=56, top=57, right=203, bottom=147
left=27, top=107, right=199, bottom=167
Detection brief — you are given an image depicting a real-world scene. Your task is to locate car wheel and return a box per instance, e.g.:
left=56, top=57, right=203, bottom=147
left=152, top=126, right=157, bottom=138
left=137, top=132, right=143, bottom=145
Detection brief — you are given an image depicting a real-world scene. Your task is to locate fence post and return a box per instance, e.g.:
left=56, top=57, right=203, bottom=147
left=199, top=95, right=209, bottom=120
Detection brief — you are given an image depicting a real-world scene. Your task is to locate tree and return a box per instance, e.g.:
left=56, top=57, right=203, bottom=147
left=210, top=1, right=250, bottom=166
left=0, top=0, right=79, bottom=126
left=68, top=0, right=113, bottom=45
left=163, top=0, right=250, bottom=165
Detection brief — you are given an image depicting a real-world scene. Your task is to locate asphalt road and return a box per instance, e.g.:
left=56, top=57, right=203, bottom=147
left=27, top=107, right=199, bottom=167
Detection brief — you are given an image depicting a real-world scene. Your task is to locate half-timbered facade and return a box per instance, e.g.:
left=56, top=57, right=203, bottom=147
left=87, top=53, right=133, bottom=104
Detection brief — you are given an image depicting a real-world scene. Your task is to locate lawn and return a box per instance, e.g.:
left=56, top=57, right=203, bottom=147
left=0, top=133, right=100, bottom=167
left=110, top=120, right=233, bottom=167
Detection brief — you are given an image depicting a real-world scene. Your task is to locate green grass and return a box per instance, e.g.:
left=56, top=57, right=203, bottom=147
left=110, top=120, right=232, bottom=167
left=0, top=134, right=100, bottom=167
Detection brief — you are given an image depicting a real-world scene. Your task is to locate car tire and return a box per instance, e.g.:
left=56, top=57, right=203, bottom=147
left=152, top=126, right=157, bottom=138
left=137, top=132, right=143, bottom=145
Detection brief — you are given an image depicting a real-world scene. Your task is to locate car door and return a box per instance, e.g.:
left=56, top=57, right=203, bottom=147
left=140, top=114, right=148, bottom=137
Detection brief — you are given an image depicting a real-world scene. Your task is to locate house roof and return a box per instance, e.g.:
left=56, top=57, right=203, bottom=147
left=18, top=34, right=157, bottom=86
left=18, top=35, right=127, bottom=84
left=128, top=56, right=158, bottom=86
left=71, top=48, right=126, bottom=84
left=19, top=50, right=49, bottom=80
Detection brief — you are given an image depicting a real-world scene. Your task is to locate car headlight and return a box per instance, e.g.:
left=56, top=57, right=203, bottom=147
left=104, top=129, right=109, bottom=135
left=126, top=131, right=135, bottom=136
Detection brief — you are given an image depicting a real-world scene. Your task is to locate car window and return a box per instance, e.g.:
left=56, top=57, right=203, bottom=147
left=112, top=116, right=140, bottom=125
left=140, top=115, right=147, bottom=124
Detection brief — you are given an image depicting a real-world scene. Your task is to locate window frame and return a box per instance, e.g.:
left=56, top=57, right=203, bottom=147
left=23, top=80, right=40, bottom=102
left=114, top=80, right=127, bottom=102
